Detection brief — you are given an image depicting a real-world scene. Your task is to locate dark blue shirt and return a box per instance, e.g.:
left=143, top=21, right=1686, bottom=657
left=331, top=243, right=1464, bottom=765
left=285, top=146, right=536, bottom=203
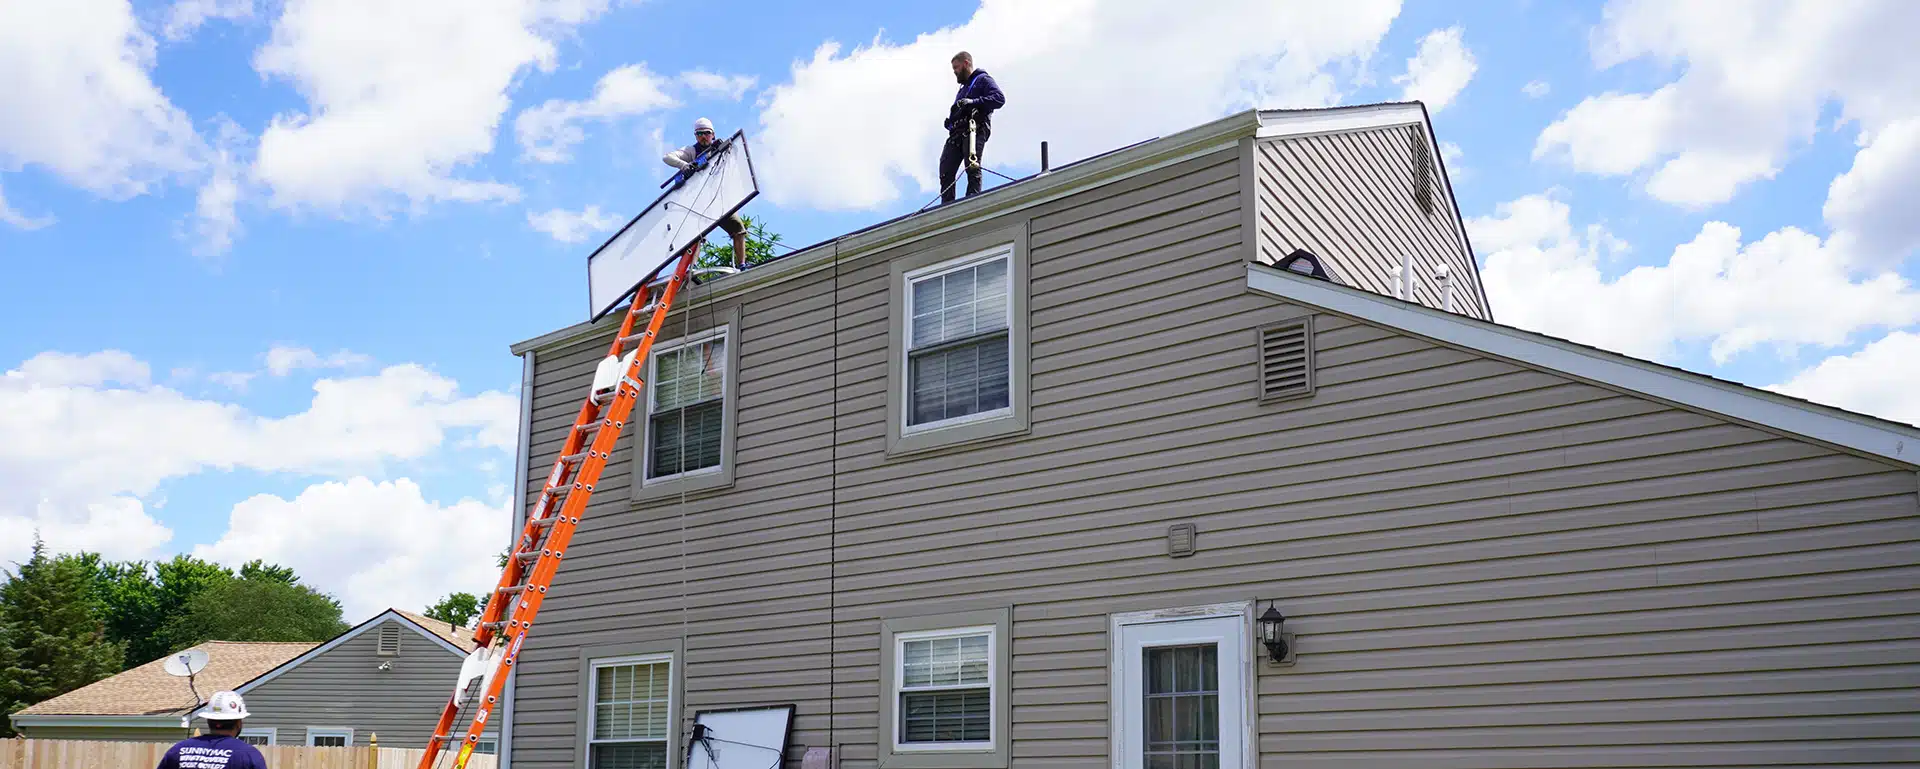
left=156, top=734, right=268, bottom=769
left=945, top=69, right=1006, bottom=132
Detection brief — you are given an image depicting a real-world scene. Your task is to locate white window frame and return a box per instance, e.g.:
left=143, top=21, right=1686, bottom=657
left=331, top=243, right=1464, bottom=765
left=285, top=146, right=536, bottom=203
left=474, top=738, right=498, bottom=755
left=901, top=246, right=1016, bottom=436
left=643, top=325, right=731, bottom=484
left=586, top=652, right=676, bottom=764
left=239, top=728, right=276, bottom=746
left=891, top=624, right=998, bottom=753
left=305, top=727, right=353, bottom=747
left=1108, top=603, right=1253, bottom=769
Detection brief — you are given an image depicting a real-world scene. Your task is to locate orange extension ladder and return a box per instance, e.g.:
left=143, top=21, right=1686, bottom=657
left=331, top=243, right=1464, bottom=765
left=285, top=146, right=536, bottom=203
left=418, top=244, right=715, bottom=769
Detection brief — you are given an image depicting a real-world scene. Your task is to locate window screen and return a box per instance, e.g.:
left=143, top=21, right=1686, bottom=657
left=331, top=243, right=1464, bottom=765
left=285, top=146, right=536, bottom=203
left=898, top=633, right=992, bottom=744
left=907, top=257, right=1010, bottom=427
left=1143, top=645, right=1219, bottom=769
left=591, top=659, right=672, bottom=769
left=648, top=336, right=726, bottom=479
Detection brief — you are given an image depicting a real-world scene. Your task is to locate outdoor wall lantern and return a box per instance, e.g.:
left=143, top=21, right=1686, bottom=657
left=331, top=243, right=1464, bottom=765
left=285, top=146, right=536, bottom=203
left=1258, top=604, right=1292, bottom=664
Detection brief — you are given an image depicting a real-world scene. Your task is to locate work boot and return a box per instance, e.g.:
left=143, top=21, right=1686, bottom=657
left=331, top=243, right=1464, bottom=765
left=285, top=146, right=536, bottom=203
left=733, top=231, right=748, bottom=269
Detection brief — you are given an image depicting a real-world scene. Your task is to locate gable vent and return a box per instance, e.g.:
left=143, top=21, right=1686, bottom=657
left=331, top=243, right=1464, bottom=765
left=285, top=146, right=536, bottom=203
left=377, top=624, right=401, bottom=656
left=1409, top=125, right=1434, bottom=216
left=1258, top=317, right=1315, bottom=402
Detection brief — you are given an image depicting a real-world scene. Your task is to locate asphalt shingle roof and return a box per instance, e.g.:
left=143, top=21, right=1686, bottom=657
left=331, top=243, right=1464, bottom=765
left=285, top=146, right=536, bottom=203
left=16, top=641, right=315, bottom=717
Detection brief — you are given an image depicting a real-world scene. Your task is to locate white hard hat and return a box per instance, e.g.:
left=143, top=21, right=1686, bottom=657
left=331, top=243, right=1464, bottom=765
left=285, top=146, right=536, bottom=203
left=693, top=117, right=714, bottom=133
left=195, top=691, right=250, bottom=721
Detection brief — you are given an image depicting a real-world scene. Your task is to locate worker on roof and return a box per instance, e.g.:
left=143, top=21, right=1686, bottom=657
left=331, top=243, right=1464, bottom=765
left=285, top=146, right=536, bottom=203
left=156, top=691, right=268, bottom=769
left=939, top=51, right=1006, bottom=205
left=663, top=117, right=749, bottom=267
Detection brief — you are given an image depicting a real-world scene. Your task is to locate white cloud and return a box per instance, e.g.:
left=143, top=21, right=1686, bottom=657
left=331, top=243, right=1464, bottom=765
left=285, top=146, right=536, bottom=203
left=163, top=0, right=254, bottom=41
left=1473, top=192, right=1920, bottom=364
left=0, top=0, right=201, bottom=198
left=527, top=204, right=622, bottom=243
left=194, top=477, right=507, bottom=621
left=264, top=345, right=373, bottom=376
left=1522, top=79, right=1549, bottom=98
left=250, top=0, right=617, bottom=212
left=189, top=117, right=249, bottom=256
left=0, top=182, right=54, bottom=230
left=1394, top=26, right=1476, bottom=111
left=1768, top=331, right=1920, bottom=428
left=680, top=70, right=758, bottom=101
left=208, top=371, right=257, bottom=391
left=755, top=0, right=1401, bottom=210
left=1439, top=140, right=1465, bottom=179
left=1824, top=117, right=1920, bottom=268
left=1535, top=0, right=1920, bottom=209
left=0, top=350, right=516, bottom=567
left=515, top=63, right=678, bottom=163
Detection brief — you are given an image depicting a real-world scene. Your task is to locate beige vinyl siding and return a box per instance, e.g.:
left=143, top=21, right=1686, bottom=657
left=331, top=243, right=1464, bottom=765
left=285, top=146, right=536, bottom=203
left=1250, top=125, right=1489, bottom=320
left=240, top=618, right=495, bottom=748
left=512, top=138, right=1920, bottom=769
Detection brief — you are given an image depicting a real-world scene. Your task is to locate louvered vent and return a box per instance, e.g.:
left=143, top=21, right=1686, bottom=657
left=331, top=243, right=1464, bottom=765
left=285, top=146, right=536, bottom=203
left=377, top=624, right=401, bottom=656
left=1167, top=523, right=1197, bottom=558
left=1409, top=125, right=1434, bottom=216
left=1258, top=317, right=1315, bottom=402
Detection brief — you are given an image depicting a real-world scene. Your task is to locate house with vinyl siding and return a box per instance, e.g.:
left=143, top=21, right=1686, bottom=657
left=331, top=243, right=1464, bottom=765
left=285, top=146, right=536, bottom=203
left=498, top=102, right=1920, bottom=769
left=11, top=609, right=500, bottom=752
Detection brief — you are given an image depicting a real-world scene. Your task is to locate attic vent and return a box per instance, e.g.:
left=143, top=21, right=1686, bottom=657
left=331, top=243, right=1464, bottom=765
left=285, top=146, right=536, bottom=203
left=377, top=624, right=401, bottom=656
left=1167, top=523, right=1198, bottom=558
left=1409, top=125, right=1434, bottom=216
left=1258, top=317, right=1315, bottom=402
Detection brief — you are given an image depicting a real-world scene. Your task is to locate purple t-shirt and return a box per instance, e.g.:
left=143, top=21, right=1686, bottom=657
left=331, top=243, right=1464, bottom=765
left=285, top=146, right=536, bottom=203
left=156, top=734, right=268, bottom=769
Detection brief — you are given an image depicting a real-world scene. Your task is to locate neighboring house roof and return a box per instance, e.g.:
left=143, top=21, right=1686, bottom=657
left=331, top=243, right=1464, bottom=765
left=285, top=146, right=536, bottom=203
left=232, top=609, right=477, bottom=695
left=1246, top=262, right=1920, bottom=469
left=14, top=641, right=315, bottom=718
left=394, top=608, right=480, bottom=652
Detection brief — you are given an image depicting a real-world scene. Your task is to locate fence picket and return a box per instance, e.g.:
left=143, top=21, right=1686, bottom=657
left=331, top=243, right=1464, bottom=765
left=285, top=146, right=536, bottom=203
left=0, top=740, right=497, bottom=769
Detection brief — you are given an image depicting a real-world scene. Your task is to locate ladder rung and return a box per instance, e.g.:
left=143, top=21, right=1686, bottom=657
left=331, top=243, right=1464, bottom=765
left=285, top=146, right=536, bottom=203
left=573, top=422, right=601, bottom=434
left=561, top=451, right=587, bottom=463
left=515, top=550, right=542, bottom=563
left=496, top=585, right=527, bottom=595
left=531, top=516, right=558, bottom=529
left=480, top=621, right=507, bottom=631
left=433, top=733, right=452, bottom=741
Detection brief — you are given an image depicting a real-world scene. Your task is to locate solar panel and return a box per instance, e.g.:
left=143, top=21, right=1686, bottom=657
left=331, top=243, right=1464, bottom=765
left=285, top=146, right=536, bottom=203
left=587, top=130, right=759, bottom=320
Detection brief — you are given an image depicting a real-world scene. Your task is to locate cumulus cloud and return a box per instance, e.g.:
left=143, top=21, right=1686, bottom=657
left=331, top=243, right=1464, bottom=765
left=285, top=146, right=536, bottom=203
left=754, top=0, right=1401, bottom=210
left=1768, top=331, right=1920, bottom=428
left=1535, top=0, right=1920, bottom=212
left=680, top=70, right=758, bottom=101
left=264, top=345, right=373, bottom=376
left=0, top=182, right=54, bottom=230
left=1395, top=26, right=1476, bottom=111
left=163, top=0, right=254, bottom=41
left=195, top=477, right=507, bottom=621
left=1472, top=192, right=1920, bottom=364
left=0, top=350, right=516, bottom=566
left=515, top=63, right=678, bottom=163
left=527, top=205, right=623, bottom=243
left=0, top=0, right=202, bottom=198
left=251, top=0, right=618, bottom=212
left=1824, top=118, right=1920, bottom=268
left=188, top=117, right=250, bottom=256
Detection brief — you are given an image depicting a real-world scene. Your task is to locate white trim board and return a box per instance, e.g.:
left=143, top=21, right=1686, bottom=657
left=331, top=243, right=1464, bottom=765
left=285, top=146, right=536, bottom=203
left=1246, top=263, right=1920, bottom=469
left=1254, top=102, right=1425, bottom=140
left=236, top=610, right=468, bottom=695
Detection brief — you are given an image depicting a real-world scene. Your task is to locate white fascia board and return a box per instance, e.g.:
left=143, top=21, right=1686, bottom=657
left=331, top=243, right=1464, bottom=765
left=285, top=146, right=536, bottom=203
left=1246, top=263, right=1920, bottom=468
left=1254, top=103, right=1426, bottom=139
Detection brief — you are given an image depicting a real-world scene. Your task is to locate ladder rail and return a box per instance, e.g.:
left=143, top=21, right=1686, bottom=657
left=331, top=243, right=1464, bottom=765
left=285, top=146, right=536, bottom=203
left=418, top=245, right=702, bottom=769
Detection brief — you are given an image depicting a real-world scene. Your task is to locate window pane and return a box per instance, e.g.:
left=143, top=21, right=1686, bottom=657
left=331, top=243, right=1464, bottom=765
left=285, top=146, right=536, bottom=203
left=908, top=335, right=1010, bottom=426
left=649, top=400, right=723, bottom=479
left=653, top=340, right=725, bottom=413
left=900, top=689, right=991, bottom=743
left=594, top=662, right=672, bottom=741
left=909, top=257, right=1009, bottom=351
left=592, top=742, right=667, bottom=769
left=1143, top=645, right=1219, bottom=769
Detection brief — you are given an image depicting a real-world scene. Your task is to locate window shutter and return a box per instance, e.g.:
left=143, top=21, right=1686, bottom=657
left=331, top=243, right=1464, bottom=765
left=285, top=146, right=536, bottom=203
left=1258, top=317, right=1315, bottom=402
left=377, top=624, right=401, bottom=656
left=1410, top=125, right=1435, bottom=216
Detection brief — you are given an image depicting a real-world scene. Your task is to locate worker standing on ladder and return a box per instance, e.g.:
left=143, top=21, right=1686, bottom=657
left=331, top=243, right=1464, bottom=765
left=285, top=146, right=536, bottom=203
left=155, top=691, right=268, bottom=769
left=663, top=117, right=750, bottom=266
left=939, top=51, right=1005, bottom=205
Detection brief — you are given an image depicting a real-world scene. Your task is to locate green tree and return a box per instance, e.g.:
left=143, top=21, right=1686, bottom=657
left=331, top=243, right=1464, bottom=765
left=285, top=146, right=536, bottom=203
left=423, top=592, right=483, bottom=628
left=158, top=576, right=347, bottom=648
left=70, top=556, right=164, bottom=669
left=0, top=539, right=124, bottom=736
left=697, top=215, right=785, bottom=270
left=238, top=560, right=298, bottom=585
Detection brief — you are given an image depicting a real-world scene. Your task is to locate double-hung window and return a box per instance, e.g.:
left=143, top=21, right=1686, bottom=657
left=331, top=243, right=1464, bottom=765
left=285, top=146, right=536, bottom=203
left=879, top=608, right=1009, bottom=768
left=306, top=728, right=352, bottom=747
left=588, top=654, right=673, bottom=769
left=905, top=249, right=1012, bottom=430
left=646, top=329, right=728, bottom=481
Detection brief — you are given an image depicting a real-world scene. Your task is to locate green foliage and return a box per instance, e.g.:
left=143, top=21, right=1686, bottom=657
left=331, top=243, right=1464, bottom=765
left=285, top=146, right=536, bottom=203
left=423, top=592, right=483, bottom=628
left=159, top=576, right=348, bottom=647
left=697, top=215, right=785, bottom=270
left=238, top=560, right=298, bottom=585
left=0, top=539, right=123, bottom=736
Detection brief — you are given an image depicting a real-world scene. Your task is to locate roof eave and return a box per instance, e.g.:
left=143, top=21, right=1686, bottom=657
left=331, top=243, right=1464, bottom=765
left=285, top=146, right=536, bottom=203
left=10, top=714, right=189, bottom=729
left=1245, top=262, right=1920, bottom=469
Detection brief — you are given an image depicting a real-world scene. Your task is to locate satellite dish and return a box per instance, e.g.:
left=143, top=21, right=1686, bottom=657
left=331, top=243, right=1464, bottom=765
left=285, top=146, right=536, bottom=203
left=164, top=649, right=211, bottom=677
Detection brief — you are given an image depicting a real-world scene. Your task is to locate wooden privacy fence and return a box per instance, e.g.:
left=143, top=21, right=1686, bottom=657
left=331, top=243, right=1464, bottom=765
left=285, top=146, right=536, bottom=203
left=0, top=739, right=497, bottom=769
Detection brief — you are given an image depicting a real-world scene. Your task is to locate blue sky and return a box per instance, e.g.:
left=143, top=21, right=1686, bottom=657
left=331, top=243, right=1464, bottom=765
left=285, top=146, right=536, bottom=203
left=3, top=0, right=1917, bottom=621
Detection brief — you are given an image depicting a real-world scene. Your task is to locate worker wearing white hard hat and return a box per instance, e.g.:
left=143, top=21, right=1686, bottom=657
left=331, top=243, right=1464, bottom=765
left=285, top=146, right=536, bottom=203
left=662, top=117, right=750, bottom=266
left=155, top=691, right=270, bottom=769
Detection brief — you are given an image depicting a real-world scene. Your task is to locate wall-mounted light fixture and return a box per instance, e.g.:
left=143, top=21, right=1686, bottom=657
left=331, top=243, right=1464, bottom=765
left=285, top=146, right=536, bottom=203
left=1257, top=604, right=1294, bottom=665
left=1274, top=249, right=1330, bottom=281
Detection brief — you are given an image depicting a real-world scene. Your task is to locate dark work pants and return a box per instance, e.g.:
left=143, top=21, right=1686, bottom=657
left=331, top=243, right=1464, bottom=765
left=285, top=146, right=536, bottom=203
left=939, top=123, right=991, bottom=204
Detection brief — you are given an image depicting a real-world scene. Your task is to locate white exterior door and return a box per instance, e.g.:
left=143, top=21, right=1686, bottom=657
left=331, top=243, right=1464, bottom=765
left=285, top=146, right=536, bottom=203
left=1112, top=608, right=1251, bottom=769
